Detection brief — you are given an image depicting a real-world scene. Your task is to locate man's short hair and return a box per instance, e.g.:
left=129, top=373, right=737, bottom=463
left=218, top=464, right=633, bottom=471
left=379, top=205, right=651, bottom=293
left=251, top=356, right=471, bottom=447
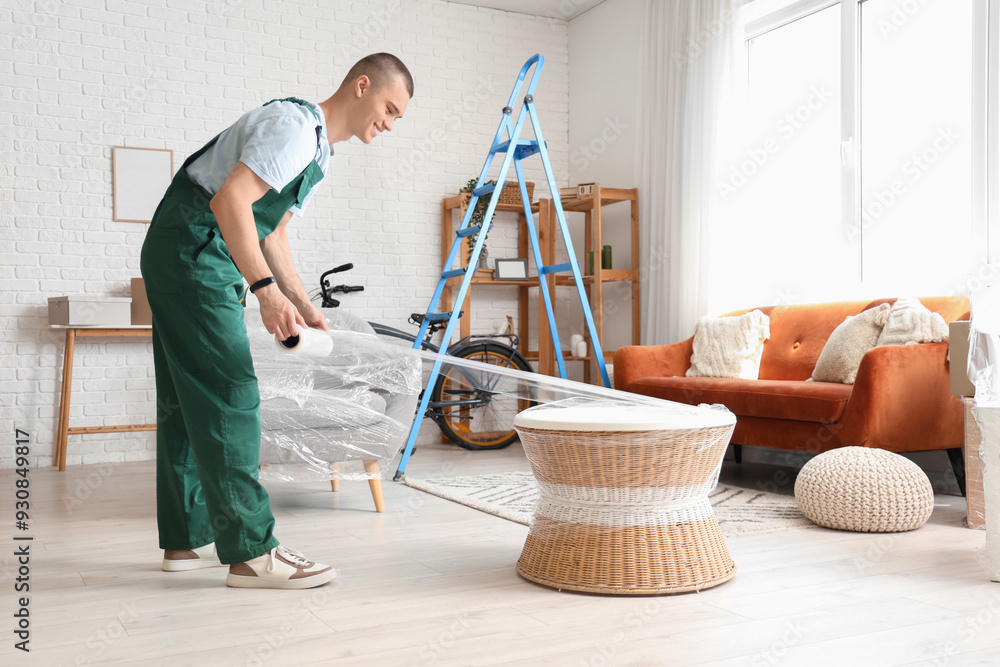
left=342, top=53, right=414, bottom=99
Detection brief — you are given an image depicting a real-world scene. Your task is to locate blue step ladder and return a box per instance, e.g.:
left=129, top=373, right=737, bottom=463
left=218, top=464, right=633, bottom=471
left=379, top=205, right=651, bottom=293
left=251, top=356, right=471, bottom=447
left=393, top=54, right=610, bottom=481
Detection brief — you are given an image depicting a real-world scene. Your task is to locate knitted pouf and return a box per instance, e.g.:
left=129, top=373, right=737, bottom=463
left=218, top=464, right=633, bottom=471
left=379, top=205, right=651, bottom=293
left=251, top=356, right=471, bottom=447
left=794, top=447, right=934, bottom=532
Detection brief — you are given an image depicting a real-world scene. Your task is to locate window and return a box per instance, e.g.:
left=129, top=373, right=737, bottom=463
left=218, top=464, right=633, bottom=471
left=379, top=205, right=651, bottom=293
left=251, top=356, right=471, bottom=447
left=859, top=0, right=977, bottom=293
left=713, top=0, right=988, bottom=310
left=742, top=4, right=844, bottom=304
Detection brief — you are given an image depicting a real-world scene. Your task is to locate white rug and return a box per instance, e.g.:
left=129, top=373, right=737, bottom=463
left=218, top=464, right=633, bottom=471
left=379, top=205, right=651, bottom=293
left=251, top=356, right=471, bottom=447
left=405, top=471, right=815, bottom=537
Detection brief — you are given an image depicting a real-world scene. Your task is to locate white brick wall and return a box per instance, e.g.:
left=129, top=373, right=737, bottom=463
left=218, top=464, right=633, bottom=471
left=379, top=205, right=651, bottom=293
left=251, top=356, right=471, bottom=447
left=1, top=0, right=570, bottom=468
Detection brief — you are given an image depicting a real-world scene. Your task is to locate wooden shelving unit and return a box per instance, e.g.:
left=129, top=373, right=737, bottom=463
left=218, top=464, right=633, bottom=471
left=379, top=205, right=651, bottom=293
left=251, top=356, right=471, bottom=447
left=540, top=184, right=640, bottom=384
left=440, top=193, right=550, bottom=361
left=439, top=183, right=639, bottom=385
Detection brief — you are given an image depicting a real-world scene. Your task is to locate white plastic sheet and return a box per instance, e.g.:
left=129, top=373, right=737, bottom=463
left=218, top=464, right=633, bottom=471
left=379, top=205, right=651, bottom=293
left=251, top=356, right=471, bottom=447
left=246, top=308, right=737, bottom=494
left=967, top=286, right=1000, bottom=581
left=246, top=309, right=421, bottom=482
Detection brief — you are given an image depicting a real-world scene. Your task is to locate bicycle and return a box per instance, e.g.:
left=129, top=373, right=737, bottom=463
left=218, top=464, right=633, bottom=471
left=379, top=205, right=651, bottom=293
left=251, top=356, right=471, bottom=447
left=313, top=263, right=535, bottom=450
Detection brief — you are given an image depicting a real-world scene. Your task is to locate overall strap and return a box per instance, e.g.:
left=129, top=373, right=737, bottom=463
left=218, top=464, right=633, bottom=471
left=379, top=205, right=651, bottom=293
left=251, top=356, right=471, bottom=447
left=263, top=97, right=322, bottom=149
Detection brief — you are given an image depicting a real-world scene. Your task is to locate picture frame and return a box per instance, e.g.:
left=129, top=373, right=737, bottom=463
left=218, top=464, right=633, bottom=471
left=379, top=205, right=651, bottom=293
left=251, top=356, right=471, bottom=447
left=494, top=258, right=530, bottom=281
left=112, top=146, right=174, bottom=223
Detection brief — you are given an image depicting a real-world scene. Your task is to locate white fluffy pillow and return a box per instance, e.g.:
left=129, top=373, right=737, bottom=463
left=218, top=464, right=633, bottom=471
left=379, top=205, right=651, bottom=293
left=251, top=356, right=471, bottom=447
left=876, top=297, right=949, bottom=346
left=811, top=303, right=891, bottom=384
left=686, top=310, right=770, bottom=379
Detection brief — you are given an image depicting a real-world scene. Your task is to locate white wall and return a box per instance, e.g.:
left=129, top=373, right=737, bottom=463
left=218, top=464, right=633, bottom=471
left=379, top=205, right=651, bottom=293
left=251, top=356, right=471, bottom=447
left=1, top=0, right=569, bottom=468
left=566, top=0, right=643, bottom=368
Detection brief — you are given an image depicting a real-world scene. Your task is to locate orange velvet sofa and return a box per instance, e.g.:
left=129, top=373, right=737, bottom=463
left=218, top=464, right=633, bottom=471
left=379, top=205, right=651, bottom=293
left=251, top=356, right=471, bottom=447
left=613, top=298, right=970, bottom=482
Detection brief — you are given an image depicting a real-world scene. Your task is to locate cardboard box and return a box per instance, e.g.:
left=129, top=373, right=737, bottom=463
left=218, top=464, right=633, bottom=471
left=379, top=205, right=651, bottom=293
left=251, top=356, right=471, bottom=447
left=965, top=397, right=987, bottom=530
left=131, top=278, right=151, bottom=325
left=48, top=296, right=132, bottom=326
left=950, top=321, right=975, bottom=397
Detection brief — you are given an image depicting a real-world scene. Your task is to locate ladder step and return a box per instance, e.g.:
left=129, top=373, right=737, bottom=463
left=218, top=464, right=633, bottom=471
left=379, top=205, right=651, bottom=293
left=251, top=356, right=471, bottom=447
left=540, top=262, right=572, bottom=275
left=472, top=183, right=496, bottom=197
left=515, top=142, right=541, bottom=159
left=441, top=268, right=467, bottom=279
left=490, top=140, right=512, bottom=154
left=490, top=139, right=540, bottom=156
left=456, top=225, right=483, bottom=238
left=422, top=312, right=452, bottom=323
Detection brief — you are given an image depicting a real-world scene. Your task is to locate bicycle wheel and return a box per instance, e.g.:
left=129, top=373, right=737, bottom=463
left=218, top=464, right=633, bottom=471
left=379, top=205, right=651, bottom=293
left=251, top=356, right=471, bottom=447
left=431, top=341, right=535, bottom=450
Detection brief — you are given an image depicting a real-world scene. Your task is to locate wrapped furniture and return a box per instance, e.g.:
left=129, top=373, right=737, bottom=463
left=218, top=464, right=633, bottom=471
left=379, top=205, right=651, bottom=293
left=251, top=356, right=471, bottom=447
left=513, top=400, right=737, bottom=595
left=966, top=288, right=1000, bottom=581
left=245, top=309, right=421, bottom=511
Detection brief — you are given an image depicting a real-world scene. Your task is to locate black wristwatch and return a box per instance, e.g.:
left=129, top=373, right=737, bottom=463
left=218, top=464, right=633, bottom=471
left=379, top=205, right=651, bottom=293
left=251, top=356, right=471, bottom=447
left=249, top=276, right=277, bottom=293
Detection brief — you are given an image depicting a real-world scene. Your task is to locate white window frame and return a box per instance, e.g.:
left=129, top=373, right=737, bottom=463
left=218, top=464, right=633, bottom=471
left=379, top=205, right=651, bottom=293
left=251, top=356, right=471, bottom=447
left=986, top=0, right=999, bottom=262
left=743, top=0, right=993, bottom=278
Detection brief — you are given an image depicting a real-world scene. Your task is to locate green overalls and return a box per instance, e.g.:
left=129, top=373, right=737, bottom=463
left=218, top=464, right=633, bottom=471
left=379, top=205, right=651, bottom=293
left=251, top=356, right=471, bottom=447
left=140, top=99, right=324, bottom=564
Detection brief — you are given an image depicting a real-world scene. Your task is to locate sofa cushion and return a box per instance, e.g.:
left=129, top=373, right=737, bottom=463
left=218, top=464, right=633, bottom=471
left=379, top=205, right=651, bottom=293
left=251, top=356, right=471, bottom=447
left=627, top=376, right=852, bottom=423
left=687, top=309, right=770, bottom=379
left=876, top=297, right=949, bottom=346
left=811, top=303, right=891, bottom=384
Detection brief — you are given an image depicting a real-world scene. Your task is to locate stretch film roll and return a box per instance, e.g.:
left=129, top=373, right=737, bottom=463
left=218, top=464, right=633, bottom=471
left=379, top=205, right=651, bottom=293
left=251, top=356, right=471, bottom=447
left=274, top=328, right=334, bottom=358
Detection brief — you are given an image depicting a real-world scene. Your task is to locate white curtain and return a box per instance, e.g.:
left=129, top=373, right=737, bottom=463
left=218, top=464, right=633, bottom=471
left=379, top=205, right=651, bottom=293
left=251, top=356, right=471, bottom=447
left=637, top=0, right=744, bottom=344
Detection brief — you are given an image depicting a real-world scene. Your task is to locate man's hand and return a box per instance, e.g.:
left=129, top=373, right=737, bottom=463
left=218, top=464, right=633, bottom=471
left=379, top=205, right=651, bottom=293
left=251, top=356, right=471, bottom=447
left=255, top=283, right=305, bottom=340
left=300, top=302, right=329, bottom=331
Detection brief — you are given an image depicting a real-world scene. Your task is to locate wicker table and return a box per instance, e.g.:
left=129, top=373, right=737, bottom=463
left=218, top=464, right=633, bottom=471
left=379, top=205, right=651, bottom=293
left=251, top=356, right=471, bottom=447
left=513, top=402, right=737, bottom=595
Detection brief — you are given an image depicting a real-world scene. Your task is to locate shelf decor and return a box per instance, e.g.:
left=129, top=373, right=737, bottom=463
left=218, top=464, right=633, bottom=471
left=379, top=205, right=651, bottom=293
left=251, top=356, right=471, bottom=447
left=495, top=259, right=530, bottom=281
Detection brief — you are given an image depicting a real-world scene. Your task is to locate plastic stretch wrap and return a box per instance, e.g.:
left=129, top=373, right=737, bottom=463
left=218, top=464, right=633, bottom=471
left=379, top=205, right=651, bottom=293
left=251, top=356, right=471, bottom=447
left=509, top=397, right=736, bottom=541
left=246, top=309, right=421, bottom=482
left=247, top=303, right=736, bottom=509
left=967, top=287, right=1000, bottom=581
left=407, top=344, right=734, bottom=411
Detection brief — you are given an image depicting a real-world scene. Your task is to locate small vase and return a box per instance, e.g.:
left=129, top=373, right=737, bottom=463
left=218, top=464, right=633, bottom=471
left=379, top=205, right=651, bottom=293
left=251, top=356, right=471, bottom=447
left=477, top=246, right=489, bottom=271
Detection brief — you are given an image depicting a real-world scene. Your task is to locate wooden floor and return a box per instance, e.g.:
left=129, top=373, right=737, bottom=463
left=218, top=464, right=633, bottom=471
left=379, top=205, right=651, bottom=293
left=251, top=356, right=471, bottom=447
left=3, top=441, right=999, bottom=667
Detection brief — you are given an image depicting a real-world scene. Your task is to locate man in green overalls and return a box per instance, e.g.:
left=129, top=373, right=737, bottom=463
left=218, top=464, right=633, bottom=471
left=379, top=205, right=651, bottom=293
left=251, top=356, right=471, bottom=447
left=140, top=53, right=413, bottom=589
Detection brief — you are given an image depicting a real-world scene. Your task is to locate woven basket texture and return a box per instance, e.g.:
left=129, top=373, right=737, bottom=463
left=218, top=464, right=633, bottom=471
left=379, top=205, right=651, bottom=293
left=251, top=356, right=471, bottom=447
left=517, top=517, right=735, bottom=595
left=514, top=423, right=737, bottom=595
left=794, top=446, right=934, bottom=533
left=518, top=425, right=734, bottom=489
left=498, top=180, right=534, bottom=205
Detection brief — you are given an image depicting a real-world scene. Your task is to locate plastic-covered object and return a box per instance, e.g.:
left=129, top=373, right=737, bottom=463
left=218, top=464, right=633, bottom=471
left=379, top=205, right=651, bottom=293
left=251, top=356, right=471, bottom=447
left=510, top=397, right=738, bottom=594
left=246, top=309, right=421, bottom=482
left=510, top=397, right=736, bottom=532
left=966, top=286, right=1000, bottom=581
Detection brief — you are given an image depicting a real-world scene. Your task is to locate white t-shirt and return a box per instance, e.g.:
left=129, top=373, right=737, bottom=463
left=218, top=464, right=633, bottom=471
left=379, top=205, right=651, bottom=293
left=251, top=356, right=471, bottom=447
left=185, top=99, right=331, bottom=216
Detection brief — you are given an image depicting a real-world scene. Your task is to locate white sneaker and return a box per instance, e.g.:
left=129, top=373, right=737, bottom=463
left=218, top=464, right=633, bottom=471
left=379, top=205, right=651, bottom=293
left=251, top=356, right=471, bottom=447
left=162, top=543, right=223, bottom=571
left=226, top=546, right=335, bottom=589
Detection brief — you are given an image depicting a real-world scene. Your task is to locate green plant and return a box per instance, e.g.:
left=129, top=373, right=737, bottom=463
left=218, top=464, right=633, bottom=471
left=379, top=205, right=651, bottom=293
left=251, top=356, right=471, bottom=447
left=460, top=178, right=491, bottom=253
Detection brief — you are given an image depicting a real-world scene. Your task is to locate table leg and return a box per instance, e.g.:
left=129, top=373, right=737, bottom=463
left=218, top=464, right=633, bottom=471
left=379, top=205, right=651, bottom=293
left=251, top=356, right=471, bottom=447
left=330, top=462, right=340, bottom=492
left=56, top=328, right=76, bottom=471
left=364, top=459, right=385, bottom=513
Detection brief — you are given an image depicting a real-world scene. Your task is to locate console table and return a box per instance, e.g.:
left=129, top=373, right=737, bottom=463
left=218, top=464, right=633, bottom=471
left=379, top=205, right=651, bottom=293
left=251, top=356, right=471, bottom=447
left=53, top=326, right=155, bottom=471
